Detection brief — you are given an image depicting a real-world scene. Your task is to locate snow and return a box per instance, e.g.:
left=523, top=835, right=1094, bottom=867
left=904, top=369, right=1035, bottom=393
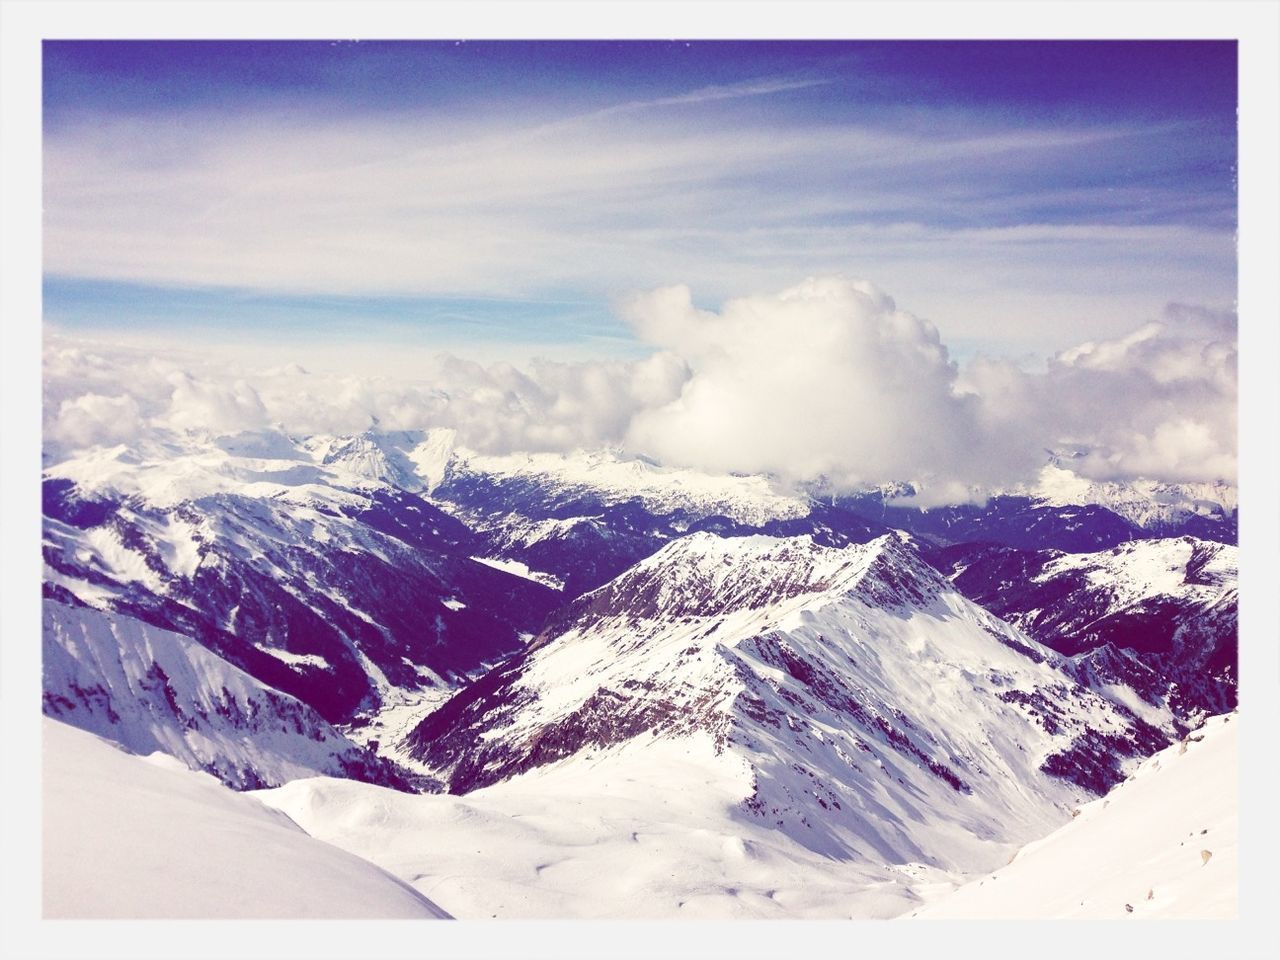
left=469, top=555, right=565, bottom=591
left=80, top=525, right=167, bottom=592
left=44, top=432, right=369, bottom=511
left=155, top=514, right=205, bottom=577
left=499, top=514, right=601, bottom=548
left=469, top=534, right=1132, bottom=868
left=1030, top=464, right=1236, bottom=529
left=258, top=645, right=331, bottom=670
left=41, top=565, right=118, bottom=609
left=43, top=600, right=378, bottom=789
left=405, top=427, right=458, bottom=492
left=1098, top=682, right=1172, bottom=730
left=255, top=533, right=1166, bottom=919
left=453, top=447, right=809, bottom=525
left=257, top=733, right=928, bottom=919
left=910, top=712, right=1237, bottom=918
left=257, top=712, right=1239, bottom=922
left=36, top=428, right=1238, bottom=925
left=42, top=717, right=450, bottom=919
left=343, top=689, right=457, bottom=776
left=1036, top=537, right=1236, bottom=610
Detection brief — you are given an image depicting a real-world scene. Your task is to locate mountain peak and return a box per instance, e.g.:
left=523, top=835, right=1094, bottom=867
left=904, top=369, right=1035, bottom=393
left=537, top=532, right=942, bottom=640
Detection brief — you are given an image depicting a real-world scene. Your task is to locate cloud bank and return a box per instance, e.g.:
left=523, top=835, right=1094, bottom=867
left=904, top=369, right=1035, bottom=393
left=961, top=302, right=1237, bottom=485
left=43, top=278, right=1237, bottom=496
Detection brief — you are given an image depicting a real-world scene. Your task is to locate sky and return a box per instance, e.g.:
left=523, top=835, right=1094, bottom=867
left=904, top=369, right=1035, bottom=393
left=43, top=40, right=1237, bottom=362
left=40, top=41, right=1240, bottom=493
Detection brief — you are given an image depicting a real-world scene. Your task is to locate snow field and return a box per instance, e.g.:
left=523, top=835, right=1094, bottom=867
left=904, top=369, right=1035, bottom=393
left=911, top=712, right=1237, bottom=918
left=42, top=718, right=450, bottom=919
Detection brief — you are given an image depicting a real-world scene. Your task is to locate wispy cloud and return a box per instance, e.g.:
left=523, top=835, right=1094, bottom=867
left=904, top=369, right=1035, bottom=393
left=42, top=40, right=1236, bottom=359
left=44, top=96, right=1233, bottom=352
left=572, top=74, right=835, bottom=119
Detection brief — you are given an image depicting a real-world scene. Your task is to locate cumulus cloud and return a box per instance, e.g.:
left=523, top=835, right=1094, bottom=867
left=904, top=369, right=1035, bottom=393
left=41, top=334, right=689, bottom=465
left=964, top=300, right=1237, bottom=484
left=47, top=393, right=143, bottom=451
left=621, top=278, right=1028, bottom=494
left=42, top=279, right=1237, bottom=494
left=161, top=373, right=270, bottom=435
left=417, top=353, right=689, bottom=454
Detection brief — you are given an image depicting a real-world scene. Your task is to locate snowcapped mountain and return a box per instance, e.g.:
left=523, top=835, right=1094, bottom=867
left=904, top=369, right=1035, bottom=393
left=43, top=600, right=409, bottom=790
left=299, top=426, right=810, bottom=528
left=429, top=435, right=838, bottom=598
left=424, top=442, right=1235, bottom=601
left=147, top=429, right=1233, bottom=610
left=42, top=718, right=450, bottom=919
left=404, top=533, right=1168, bottom=871
left=828, top=466, right=1235, bottom=553
left=1030, top=464, right=1237, bottom=535
left=442, top=444, right=810, bottom=526
left=911, top=711, right=1237, bottom=919
left=37, top=423, right=1240, bottom=920
left=42, top=430, right=560, bottom=728
left=838, top=490, right=1147, bottom=552
left=930, top=536, right=1237, bottom=717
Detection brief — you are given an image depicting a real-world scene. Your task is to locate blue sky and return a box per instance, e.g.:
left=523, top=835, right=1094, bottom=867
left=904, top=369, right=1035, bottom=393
left=43, top=40, right=1237, bottom=364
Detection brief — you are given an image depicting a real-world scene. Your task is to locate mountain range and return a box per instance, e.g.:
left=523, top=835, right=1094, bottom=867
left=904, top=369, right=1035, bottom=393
left=39, top=426, right=1239, bottom=917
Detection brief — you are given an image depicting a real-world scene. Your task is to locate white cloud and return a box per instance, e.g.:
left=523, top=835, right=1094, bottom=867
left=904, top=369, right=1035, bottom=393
left=621, top=277, right=1019, bottom=492
left=963, top=301, right=1237, bottom=485
left=161, top=373, right=270, bottom=436
left=48, top=393, right=143, bottom=451
left=42, top=280, right=1237, bottom=493
left=40, top=334, right=690, bottom=466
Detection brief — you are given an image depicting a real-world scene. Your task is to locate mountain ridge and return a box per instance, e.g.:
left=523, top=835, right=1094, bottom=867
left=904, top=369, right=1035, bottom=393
left=404, top=532, right=1168, bottom=870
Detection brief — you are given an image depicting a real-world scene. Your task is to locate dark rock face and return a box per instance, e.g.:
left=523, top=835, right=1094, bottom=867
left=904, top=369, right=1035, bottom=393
left=399, top=653, right=534, bottom=791
left=1040, top=722, right=1169, bottom=795
left=43, top=477, right=118, bottom=529
left=838, top=494, right=1145, bottom=552
left=1065, top=644, right=1172, bottom=710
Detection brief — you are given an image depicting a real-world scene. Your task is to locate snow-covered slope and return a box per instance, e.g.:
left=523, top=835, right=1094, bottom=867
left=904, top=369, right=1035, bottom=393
left=1038, top=535, right=1235, bottom=608
left=42, top=600, right=405, bottom=789
left=403, top=533, right=1168, bottom=873
left=451, top=449, right=806, bottom=525
left=258, top=731, right=937, bottom=919
left=42, top=718, right=450, bottom=919
left=43, top=430, right=559, bottom=725
left=934, top=536, right=1237, bottom=717
left=911, top=711, right=1237, bottom=918
left=299, top=432, right=1236, bottom=607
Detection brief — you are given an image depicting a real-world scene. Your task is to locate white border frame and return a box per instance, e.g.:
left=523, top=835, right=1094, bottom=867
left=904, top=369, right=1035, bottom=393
left=3, top=4, right=1277, bottom=959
